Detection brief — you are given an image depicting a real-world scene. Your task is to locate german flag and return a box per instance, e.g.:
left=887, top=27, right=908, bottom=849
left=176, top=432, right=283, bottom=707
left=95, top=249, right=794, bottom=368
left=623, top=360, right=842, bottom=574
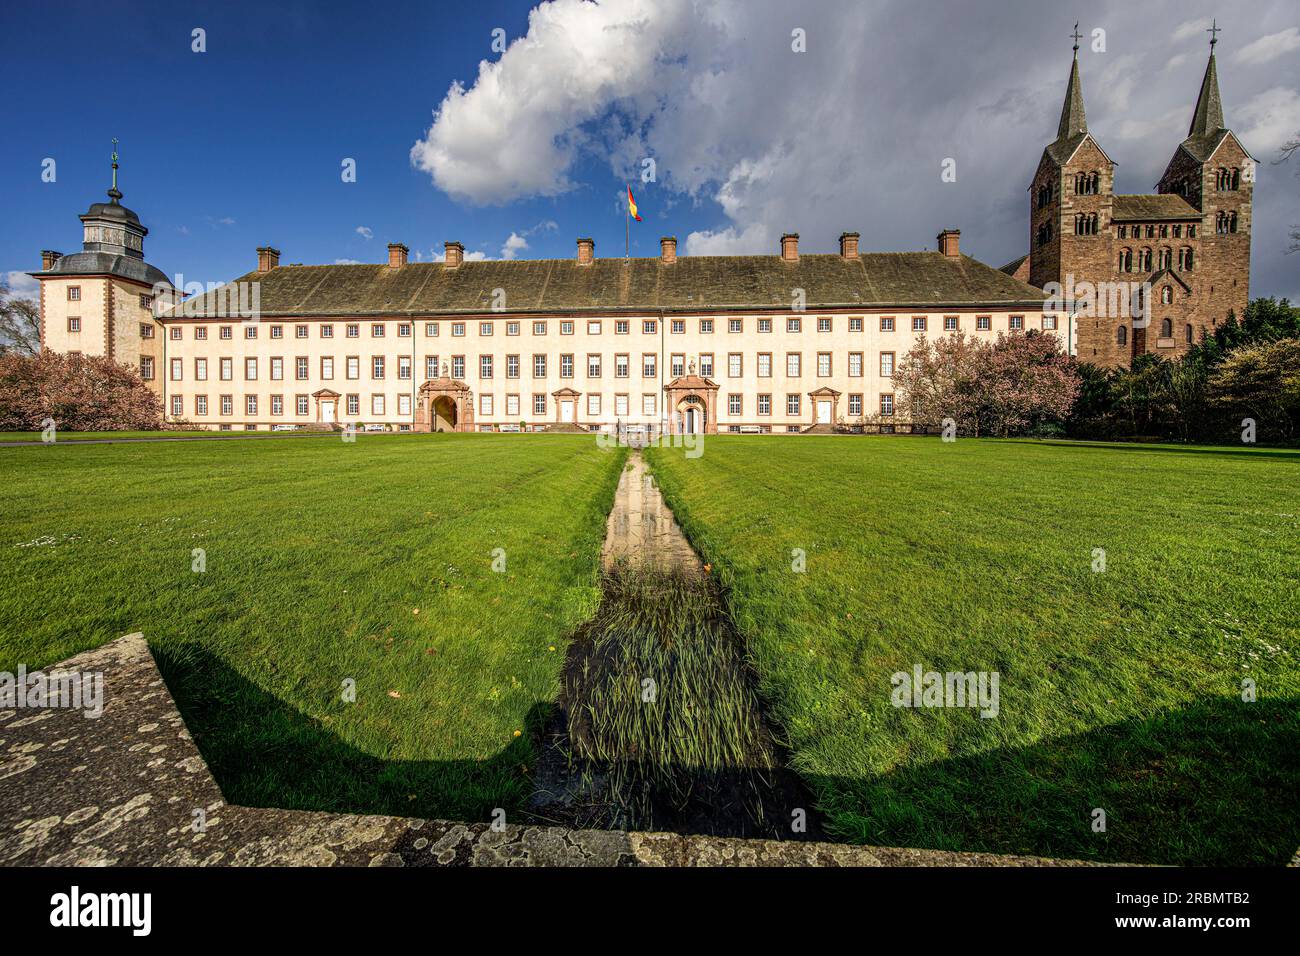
left=627, top=185, right=642, bottom=222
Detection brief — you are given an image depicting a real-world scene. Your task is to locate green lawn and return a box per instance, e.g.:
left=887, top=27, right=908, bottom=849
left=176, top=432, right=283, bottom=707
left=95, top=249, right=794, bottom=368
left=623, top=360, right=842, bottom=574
left=646, top=436, right=1300, bottom=864
left=0, top=430, right=325, bottom=442
left=0, top=433, right=625, bottom=821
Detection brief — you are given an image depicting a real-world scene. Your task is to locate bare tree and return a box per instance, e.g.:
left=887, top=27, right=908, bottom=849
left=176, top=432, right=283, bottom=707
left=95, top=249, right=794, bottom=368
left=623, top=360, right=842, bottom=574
left=0, top=279, right=41, bottom=356
left=1275, top=131, right=1300, bottom=253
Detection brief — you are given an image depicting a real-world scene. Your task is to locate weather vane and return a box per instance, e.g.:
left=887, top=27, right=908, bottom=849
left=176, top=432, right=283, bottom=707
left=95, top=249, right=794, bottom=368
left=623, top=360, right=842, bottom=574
left=1071, top=22, right=1082, bottom=53
left=1207, top=18, right=1220, bottom=52
left=110, top=137, right=120, bottom=193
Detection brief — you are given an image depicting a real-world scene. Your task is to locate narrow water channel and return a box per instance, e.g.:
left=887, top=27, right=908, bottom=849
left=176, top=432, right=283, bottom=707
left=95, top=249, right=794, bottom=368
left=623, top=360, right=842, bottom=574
left=526, top=450, right=820, bottom=839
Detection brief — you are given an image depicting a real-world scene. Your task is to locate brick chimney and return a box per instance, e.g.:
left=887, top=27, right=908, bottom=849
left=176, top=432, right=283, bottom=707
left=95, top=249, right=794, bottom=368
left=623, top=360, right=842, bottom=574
left=41, top=250, right=62, bottom=270
left=838, top=232, right=860, bottom=259
left=444, top=241, right=464, bottom=268
left=936, top=229, right=961, bottom=258
left=660, top=236, right=677, bottom=265
left=576, top=237, right=595, bottom=266
left=780, top=233, right=799, bottom=262
left=387, top=243, right=409, bottom=268
left=256, top=246, right=280, bottom=272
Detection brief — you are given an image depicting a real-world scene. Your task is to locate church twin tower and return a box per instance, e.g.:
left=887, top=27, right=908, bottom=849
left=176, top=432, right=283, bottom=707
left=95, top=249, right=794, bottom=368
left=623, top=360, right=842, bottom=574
left=1014, top=27, right=1253, bottom=366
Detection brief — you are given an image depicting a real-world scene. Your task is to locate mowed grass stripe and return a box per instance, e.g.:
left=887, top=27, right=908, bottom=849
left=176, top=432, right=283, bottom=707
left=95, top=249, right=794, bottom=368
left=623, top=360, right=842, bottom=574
left=1, top=434, right=627, bottom=819
left=646, top=436, right=1299, bottom=864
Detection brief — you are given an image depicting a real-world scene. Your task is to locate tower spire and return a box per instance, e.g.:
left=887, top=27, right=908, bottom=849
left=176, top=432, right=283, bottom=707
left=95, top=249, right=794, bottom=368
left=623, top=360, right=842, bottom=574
left=108, top=137, right=122, bottom=203
left=1056, top=25, right=1088, bottom=141
left=1188, top=25, right=1225, bottom=137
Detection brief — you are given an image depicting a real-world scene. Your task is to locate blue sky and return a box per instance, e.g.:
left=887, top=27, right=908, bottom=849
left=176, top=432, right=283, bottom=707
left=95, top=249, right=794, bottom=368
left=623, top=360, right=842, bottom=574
left=3, top=0, right=1298, bottom=299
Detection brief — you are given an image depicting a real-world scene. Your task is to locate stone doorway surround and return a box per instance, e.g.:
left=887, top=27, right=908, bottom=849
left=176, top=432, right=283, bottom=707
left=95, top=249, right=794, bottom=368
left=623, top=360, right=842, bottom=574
left=664, top=369, right=719, bottom=435
left=417, top=374, right=475, bottom=433
left=807, top=386, right=842, bottom=427
left=551, top=386, right=582, bottom=425
left=311, top=388, right=342, bottom=425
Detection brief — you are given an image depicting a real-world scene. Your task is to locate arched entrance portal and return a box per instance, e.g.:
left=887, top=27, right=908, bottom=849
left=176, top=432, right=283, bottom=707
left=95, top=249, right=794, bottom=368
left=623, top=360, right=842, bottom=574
left=677, top=395, right=706, bottom=434
left=663, top=365, right=720, bottom=436
left=432, top=396, right=457, bottom=432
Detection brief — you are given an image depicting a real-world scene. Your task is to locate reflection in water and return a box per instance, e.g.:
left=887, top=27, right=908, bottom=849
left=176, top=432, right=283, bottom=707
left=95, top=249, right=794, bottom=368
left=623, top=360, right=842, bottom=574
left=601, top=452, right=702, bottom=573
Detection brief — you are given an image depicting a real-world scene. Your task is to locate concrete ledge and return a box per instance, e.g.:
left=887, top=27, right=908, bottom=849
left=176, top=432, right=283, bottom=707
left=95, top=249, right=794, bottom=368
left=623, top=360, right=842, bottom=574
left=1, top=634, right=1102, bottom=867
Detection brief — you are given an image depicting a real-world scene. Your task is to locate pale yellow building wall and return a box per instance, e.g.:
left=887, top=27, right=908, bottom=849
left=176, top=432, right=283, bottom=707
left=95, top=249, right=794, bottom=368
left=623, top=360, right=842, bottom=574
left=156, top=308, right=1066, bottom=431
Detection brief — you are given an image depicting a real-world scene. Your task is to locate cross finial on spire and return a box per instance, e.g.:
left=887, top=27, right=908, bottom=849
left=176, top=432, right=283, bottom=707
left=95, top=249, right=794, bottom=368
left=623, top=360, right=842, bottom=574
left=109, top=137, right=121, bottom=201
left=1207, top=19, right=1220, bottom=51
left=1071, top=21, right=1082, bottom=54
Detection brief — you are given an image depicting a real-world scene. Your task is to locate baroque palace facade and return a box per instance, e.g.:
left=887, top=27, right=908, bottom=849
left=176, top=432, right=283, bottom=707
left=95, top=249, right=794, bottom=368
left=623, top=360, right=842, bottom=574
left=1002, top=38, right=1253, bottom=366
left=34, top=37, right=1254, bottom=433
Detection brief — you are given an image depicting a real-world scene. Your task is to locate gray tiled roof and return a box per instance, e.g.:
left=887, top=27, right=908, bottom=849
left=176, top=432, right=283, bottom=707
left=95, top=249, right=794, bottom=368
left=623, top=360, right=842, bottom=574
left=161, top=251, right=1049, bottom=319
left=1111, top=194, right=1201, bottom=221
left=31, top=252, right=171, bottom=288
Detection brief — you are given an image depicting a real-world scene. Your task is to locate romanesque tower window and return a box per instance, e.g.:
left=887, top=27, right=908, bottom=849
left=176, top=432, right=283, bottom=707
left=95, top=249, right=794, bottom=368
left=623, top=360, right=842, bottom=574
left=1036, top=222, right=1053, bottom=247
left=1138, top=248, right=1153, bottom=271
left=1118, top=249, right=1132, bottom=272
left=1216, top=211, right=1238, bottom=234
left=1116, top=325, right=1128, bottom=346
left=1160, top=318, right=1173, bottom=337
left=1074, top=171, right=1099, bottom=195
left=1158, top=248, right=1172, bottom=270
left=1215, top=168, right=1240, bottom=191
left=1075, top=213, right=1099, bottom=236
left=1036, top=183, right=1054, bottom=209
left=1178, top=247, right=1194, bottom=271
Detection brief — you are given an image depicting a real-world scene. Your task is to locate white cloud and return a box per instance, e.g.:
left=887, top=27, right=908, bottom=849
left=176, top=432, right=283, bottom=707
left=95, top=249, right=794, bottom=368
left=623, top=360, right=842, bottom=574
left=333, top=258, right=363, bottom=265
left=1171, top=18, right=1214, bottom=43
left=4, top=271, right=40, bottom=299
left=356, top=226, right=373, bottom=240
left=1234, top=27, right=1300, bottom=65
left=500, top=232, right=529, bottom=259
left=1236, top=86, right=1300, bottom=153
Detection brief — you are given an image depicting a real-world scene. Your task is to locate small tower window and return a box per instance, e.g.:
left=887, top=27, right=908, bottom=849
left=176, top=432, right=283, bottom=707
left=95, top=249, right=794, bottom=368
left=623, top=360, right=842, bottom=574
left=1160, top=318, right=1173, bottom=337
left=1117, top=325, right=1128, bottom=347
left=1185, top=323, right=1194, bottom=344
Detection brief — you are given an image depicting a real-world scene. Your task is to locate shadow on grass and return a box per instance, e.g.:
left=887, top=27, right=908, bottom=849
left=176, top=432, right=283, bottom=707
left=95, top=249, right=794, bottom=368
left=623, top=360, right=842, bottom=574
left=991, top=439, right=1300, bottom=462
left=155, top=645, right=1299, bottom=863
left=818, top=695, right=1300, bottom=866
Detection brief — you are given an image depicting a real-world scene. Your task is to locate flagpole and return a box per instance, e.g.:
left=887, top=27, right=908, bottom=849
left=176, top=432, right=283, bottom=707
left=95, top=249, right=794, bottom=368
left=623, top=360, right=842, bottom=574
left=625, top=183, right=630, bottom=260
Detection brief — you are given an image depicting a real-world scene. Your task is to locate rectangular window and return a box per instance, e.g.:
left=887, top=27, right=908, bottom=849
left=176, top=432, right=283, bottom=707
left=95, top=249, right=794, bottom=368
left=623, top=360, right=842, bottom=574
left=321, top=356, right=334, bottom=380
left=588, top=354, right=602, bottom=377
left=1010, top=315, right=1024, bottom=331
left=271, top=395, right=284, bottom=416
left=587, top=320, right=602, bottom=335
left=425, top=322, right=439, bottom=337
left=849, top=316, right=863, bottom=332
left=398, top=323, right=412, bottom=338
left=398, top=356, right=412, bottom=380
left=533, top=393, right=546, bottom=415
left=533, top=321, right=547, bottom=336
left=506, top=394, right=520, bottom=416
left=195, top=358, right=208, bottom=381
left=817, top=352, right=831, bottom=377
left=670, top=354, right=685, bottom=378
left=67, top=287, right=80, bottom=301
left=196, top=395, right=208, bottom=416
left=371, top=356, right=385, bottom=379
left=245, top=325, right=258, bottom=340
left=347, top=323, right=359, bottom=338
left=729, top=318, right=743, bottom=333
left=170, top=358, right=183, bottom=381
left=642, top=393, right=656, bottom=416
left=372, top=394, right=385, bottom=416
left=452, top=322, right=465, bottom=337
left=195, top=326, right=207, bottom=340
left=506, top=354, right=520, bottom=378
left=848, top=352, right=862, bottom=377
left=615, top=394, right=629, bottom=416
left=643, top=353, right=656, bottom=378
left=758, top=394, right=771, bottom=416
left=271, top=325, right=283, bottom=339
left=346, top=356, right=360, bottom=380
left=757, top=353, right=772, bottom=377
left=757, top=317, right=772, bottom=333
left=297, top=395, right=309, bottom=416
left=849, top=394, right=863, bottom=416
left=296, top=325, right=309, bottom=339
left=479, top=322, right=493, bottom=337
left=728, top=394, right=742, bottom=415
left=68, top=316, right=81, bottom=332
left=371, top=323, right=385, bottom=338
left=880, top=352, right=894, bottom=376
left=643, top=319, right=657, bottom=334
left=399, top=394, right=412, bottom=416
left=246, top=395, right=258, bottom=416
left=220, top=326, right=233, bottom=340
left=139, top=294, right=153, bottom=310
left=672, top=319, right=685, bottom=334
left=245, top=357, right=258, bottom=380
left=321, top=324, right=333, bottom=338
left=220, top=395, right=233, bottom=416
left=533, top=354, right=547, bottom=378
left=786, top=317, right=801, bottom=333
left=506, top=322, right=520, bottom=336
left=615, top=353, right=629, bottom=378
left=347, top=394, right=359, bottom=416
left=880, top=316, right=895, bottom=332
left=140, top=357, right=154, bottom=380
left=1042, top=314, right=1058, bottom=330
left=912, top=316, right=927, bottom=332
left=615, top=320, right=629, bottom=335
left=880, top=393, right=895, bottom=416
left=479, top=394, right=493, bottom=416
left=139, top=323, right=155, bottom=339
left=166, top=325, right=180, bottom=340
left=426, top=356, right=440, bottom=379
left=787, top=353, right=801, bottom=377
left=452, top=356, right=465, bottom=379
left=220, top=357, right=233, bottom=381
left=297, top=357, right=309, bottom=380
left=560, top=320, right=574, bottom=336
left=171, top=395, right=184, bottom=416
left=728, top=353, right=742, bottom=377
left=700, top=319, right=714, bottom=334
left=587, top=393, right=601, bottom=415
left=480, top=355, right=493, bottom=379
left=976, top=316, right=991, bottom=331
left=786, top=394, right=801, bottom=415
left=817, top=317, right=832, bottom=333
left=699, top=353, right=714, bottom=377
left=944, top=316, right=958, bottom=331
left=560, top=354, right=574, bottom=378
